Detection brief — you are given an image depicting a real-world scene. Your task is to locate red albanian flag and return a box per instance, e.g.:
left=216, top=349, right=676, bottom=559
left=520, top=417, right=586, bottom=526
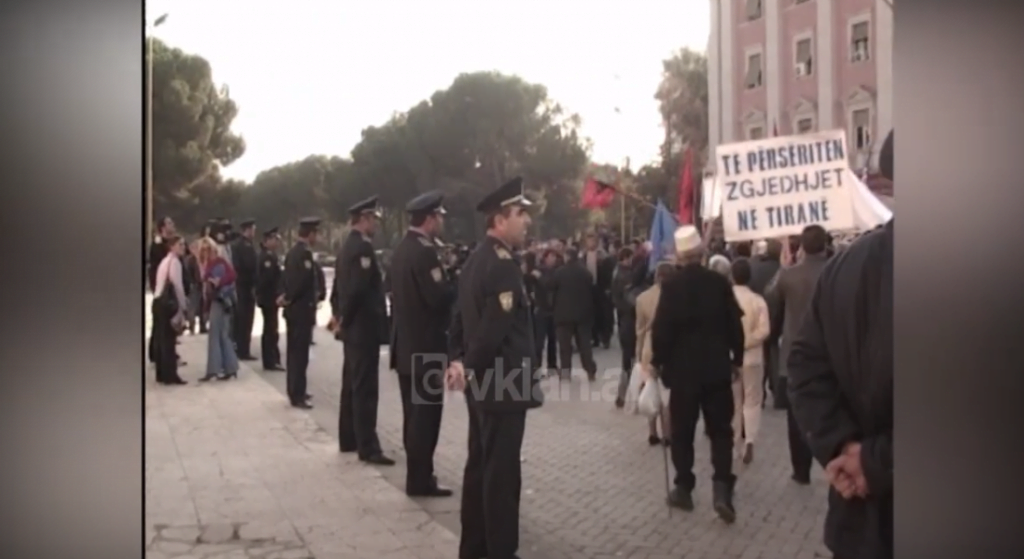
left=580, top=178, right=616, bottom=209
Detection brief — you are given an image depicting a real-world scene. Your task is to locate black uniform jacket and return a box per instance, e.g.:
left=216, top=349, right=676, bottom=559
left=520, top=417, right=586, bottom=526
left=650, top=262, right=745, bottom=389
left=448, top=236, right=542, bottom=413
left=282, top=241, right=317, bottom=315
left=787, top=220, right=893, bottom=559
left=232, top=236, right=259, bottom=292
left=388, top=230, right=455, bottom=375
left=331, top=230, right=386, bottom=347
left=256, top=248, right=282, bottom=308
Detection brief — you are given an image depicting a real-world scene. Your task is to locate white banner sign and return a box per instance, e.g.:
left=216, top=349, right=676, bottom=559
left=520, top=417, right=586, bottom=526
left=716, top=129, right=857, bottom=242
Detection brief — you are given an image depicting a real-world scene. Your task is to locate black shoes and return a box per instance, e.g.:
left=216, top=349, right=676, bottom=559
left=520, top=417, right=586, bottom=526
left=742, top=443, right=754, bottom=465
left=712, top=480, right=736, bottom=524
left=360, top=454, right=396, bottom=466
left=263, top=364, right=286, bottom=371
left=666, top=482, right=736, bottom=523
left=666, top=487, right=694, bottom=511
left=791, top=472, right=811, bottom=485
left=407, top=484, right=453, bottom=498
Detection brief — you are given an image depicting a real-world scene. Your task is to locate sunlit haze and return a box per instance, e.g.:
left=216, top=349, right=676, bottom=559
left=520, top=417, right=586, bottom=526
left=147, top=0, right=710, bottom=183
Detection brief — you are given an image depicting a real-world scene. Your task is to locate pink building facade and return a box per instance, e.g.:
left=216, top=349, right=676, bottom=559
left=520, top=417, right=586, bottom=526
left=707, top=0, right=893, bottom=170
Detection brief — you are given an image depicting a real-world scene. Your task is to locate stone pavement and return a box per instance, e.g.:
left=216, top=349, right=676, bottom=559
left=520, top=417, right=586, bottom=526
left=147, top=295, right=833, bottom=559
left=145, top=334, right=461, bottom=559
left=276, top=329, right=829, bottom=558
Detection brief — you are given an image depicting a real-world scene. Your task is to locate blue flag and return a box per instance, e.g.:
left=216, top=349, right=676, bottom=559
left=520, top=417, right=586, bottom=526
left=648, top=200, right=678, bottom=270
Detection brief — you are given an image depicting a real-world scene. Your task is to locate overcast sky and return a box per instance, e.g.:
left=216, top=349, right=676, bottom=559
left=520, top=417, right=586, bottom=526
left=148, top=0, right=710, bottom=182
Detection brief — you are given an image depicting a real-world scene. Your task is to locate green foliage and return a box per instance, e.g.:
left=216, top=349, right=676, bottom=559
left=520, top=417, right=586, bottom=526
left=654, top=47, right=709, bottom=217
left=153, top=43, right=714, bottom=242
left=235, top=72, right=592, bottom=243
left=149, top=38, right=246, bottom=232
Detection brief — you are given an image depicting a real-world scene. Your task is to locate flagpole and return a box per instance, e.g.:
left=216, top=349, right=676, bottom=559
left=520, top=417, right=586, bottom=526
left=620, top=157, right=630, bottom=240
left=616, top=188, right=658, bottom=211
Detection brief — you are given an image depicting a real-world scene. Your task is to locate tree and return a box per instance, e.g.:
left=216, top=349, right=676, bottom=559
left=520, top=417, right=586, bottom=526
left=655, top=48, right=709, bottom=214
left=343, top=72, right=591, bottom=241
left=150, top=38, right=246, bottom=231
left=233, top=72, right=592, bottom=244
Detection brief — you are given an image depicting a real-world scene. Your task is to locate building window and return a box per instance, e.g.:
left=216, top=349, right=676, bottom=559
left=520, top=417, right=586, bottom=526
left=795, top=37, right=813, bottom=78
left=851, top=21, right=870, bottom=62
left=852, top=108, right=871, bottom=149
left=745, top=53, right=763, bottom=89
left=797, top=118, right=814, bottom=133
left=748, top=126, right=765, bottom=140
left=746, top=0, right=762, bottom=21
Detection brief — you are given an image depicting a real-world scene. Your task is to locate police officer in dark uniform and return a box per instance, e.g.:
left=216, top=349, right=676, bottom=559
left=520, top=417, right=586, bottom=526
left=447, top=176, right=543, bottom=559
left=389, top=191, right=455, bottom=497
left=281, top=217, right=320, bottom=409
left=329, top=196, right=394, bottom=465
left=257, top=227, right=284, bottom=371
left=232, top=218, right=260, bottom=360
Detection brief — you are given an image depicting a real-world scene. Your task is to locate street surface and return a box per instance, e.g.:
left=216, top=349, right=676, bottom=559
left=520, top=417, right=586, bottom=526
left=147, top=334, right=461, bottom=559
left=147, top=292, right=831, bottom=559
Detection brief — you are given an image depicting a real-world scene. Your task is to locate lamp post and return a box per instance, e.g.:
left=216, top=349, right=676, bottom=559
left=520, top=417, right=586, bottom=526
left=147, top=13, right=168, bottom=245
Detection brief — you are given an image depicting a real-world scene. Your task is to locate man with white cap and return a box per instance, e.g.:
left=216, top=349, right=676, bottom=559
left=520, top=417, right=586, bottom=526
left=650, top=224, right=745, bottom=523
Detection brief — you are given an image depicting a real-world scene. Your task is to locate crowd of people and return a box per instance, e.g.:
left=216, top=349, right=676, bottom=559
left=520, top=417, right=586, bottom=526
left=146, top=130, right=894, bottom=559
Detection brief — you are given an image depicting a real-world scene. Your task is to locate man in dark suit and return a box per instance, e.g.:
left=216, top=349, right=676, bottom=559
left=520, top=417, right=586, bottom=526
left=389, top=190, right=456, bottom=497
left=231, top=219, right=260, bottom=360
left=551, top=250, right=598, bottom=381
left=329, top=196, right=394, bottom=466
left=767, top=224, right=834, bottom=485
left=281, top=217, right=320, bottom=409
left=581, top=232, right=615, bottom=348
left=446, top=176, right=543, bottom=559
left=787, top=135, right=893, bottom=559
left=256, top=227, right=284, bottom=371
left=651, top=224, right=745, bottom=522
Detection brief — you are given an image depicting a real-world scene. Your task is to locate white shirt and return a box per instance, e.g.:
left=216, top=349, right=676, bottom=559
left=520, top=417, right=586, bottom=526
left=154, top=254, right=187, bottom=311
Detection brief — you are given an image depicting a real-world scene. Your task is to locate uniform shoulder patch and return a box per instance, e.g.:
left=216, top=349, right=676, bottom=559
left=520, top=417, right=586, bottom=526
left=264, top=261, right=271, bottom=268
left=498, top=291, right=513, bottom=311
left=360, top=256, right=371, bottom=269
left=495, top=246, right=511, bottom=260
left=430, top=267, right=443, bottom=282
left=304, top=259, right=312, bottom=269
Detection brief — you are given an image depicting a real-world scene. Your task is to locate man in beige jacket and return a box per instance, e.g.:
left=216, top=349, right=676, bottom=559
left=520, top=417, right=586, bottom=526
left=634, top=262, right=675, bottom=444
left=729, top=258, right=771, bottom=464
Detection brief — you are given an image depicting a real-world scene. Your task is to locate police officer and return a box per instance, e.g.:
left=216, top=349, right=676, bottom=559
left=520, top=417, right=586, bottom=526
left=446, top=176, right=543, bottom=559
left=215, top=219, right=234, bottom=264
left=257, top=227, right=284, bottom=371
left=389, top=191, right=455, bottom=497
left=329, top=196, right=394, bottom=465
left=281, top=217, right=320, bottom=409
left=232, top=218, right=260, bottom=360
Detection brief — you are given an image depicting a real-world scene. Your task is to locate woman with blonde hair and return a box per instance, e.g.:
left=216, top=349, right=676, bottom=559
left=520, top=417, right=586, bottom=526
left=196, top=236, right=239, bottom=381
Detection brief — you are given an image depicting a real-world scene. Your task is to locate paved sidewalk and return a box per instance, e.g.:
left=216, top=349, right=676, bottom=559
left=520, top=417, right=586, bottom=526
left=145, top=335, right=460, bottom=559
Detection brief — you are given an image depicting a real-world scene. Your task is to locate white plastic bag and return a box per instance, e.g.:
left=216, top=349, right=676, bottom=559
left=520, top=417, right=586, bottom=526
left=624, top=363, right=646, bottom=414
left=638, top=377, right=665, bottom=418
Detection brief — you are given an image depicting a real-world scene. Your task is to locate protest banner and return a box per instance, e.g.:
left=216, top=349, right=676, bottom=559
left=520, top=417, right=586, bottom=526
left=715, top=129, right=856, bottom=242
